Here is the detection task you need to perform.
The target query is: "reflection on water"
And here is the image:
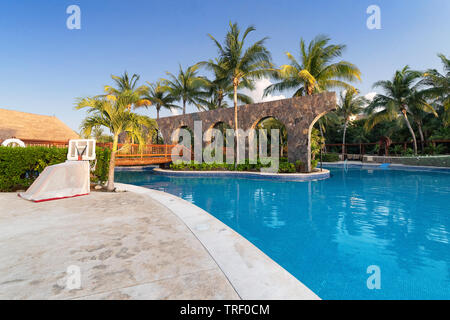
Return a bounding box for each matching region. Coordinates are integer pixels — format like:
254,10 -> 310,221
116,168 -> 450,299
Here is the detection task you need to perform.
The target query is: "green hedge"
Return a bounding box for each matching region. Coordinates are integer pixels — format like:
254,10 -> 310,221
0,146 -> 110,192
321,153 -> 340,162
170,157 -> 316,174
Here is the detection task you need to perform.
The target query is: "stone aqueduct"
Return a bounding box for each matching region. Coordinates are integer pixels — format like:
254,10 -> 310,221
156,92 -> 336,172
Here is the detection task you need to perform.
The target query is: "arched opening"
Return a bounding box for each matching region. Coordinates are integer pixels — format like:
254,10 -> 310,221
253,117 -> 288,158
307,111 -> 329,170
207,121 -> 233,146
173,125 -> 194,147
154,131 -> 164,144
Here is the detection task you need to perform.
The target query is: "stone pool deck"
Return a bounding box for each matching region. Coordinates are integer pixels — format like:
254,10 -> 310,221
0,187 -> 319,300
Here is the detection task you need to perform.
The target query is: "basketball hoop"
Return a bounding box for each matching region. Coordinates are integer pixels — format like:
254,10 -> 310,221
67,139 -> 96,161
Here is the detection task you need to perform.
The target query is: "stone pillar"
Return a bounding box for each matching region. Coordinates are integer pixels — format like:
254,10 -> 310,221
287,126 -> 311,172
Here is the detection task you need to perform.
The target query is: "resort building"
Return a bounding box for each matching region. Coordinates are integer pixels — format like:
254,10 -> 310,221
0,108 -> 79,145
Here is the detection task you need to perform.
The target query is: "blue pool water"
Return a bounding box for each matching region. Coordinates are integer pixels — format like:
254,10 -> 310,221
116,167 -> 450,299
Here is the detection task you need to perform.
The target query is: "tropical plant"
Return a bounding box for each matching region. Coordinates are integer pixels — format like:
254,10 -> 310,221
256,118 -> 287,157
143,81 -> 180,119
264,34 -> 361,97
103,71 -> 150,110
335,89 -> 367,155
365,66 -> 437,155
420,54 -> 450,126
202,59 -> 254,110
76,96 -> 156,191
163,64 -> 208,114
201,22 -> 273,163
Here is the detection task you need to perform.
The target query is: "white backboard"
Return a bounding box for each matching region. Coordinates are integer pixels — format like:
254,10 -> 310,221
67,139 -> 96,161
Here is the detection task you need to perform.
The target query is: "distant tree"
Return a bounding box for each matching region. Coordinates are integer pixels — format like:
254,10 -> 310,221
264,35 -> 361,97
143,81 -> 180,119
365,66 -> 437,155
421,54 -> 450,126
202,58 -> 253,110
163,64 -> 208,114
103,71 -> 150,110
201,22 -> 273,163
335,89 -> 367,155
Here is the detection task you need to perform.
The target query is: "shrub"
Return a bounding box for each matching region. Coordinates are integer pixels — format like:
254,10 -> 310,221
322,153 -> 340,162
311,159 -> 319,169
0,146 -> 110,192
278,162 -> 296,173
295,160 -> 304,172
424,144 -> 445,155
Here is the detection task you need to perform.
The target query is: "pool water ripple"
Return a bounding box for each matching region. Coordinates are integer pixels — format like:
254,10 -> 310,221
116,167 -> 450,299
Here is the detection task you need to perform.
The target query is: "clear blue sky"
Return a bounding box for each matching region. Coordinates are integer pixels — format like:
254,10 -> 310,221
0,0 -> 449,132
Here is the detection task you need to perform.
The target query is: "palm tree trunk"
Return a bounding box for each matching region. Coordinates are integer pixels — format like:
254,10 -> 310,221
233,80 -> 239,167
218,93 -> 223,109
417,122 -> 425,153
107,133 -> 119,191
401,110 -> 418,155
157,106 -> 160,120
183,99 -> 186,115
342,120 -> 348,157
319,122 -> 326,152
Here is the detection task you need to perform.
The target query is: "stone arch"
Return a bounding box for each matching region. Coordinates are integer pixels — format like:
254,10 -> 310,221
204,121 -> 233,145
156,92 -> 336,172
173,125 -> 194,145
252,116 -> 288,158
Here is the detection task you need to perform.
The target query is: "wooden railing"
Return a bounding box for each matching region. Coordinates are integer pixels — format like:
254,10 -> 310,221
325,139 -> 450,157
0,139 -> 189,166
97,142 -> 193,166
0,139 -> 70,148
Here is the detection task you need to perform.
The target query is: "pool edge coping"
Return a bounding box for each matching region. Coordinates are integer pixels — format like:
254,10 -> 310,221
152,168 -> 330,181
114,182 -> 321,300
322,161 -> 450,172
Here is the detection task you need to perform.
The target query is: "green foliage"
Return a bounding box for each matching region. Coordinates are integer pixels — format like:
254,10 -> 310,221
0,146 -> 110,192
92,147 -> 111,183
294,160 -> 304,172
310,128 -> 323,160
321,153 -> 339,162
170,158 -> 303,173
277,162 -> 295,173
390,145 -> 404,156
424,144 -> 445,155
264,34 -> 361,97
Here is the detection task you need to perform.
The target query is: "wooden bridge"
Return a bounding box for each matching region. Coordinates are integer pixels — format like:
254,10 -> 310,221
98,143 -> 187,166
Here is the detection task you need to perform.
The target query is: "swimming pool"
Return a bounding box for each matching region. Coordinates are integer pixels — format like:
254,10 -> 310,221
116,167 -> 450,299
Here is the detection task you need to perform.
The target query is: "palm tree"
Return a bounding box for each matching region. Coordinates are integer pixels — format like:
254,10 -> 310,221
103,71 -> 150,110
408,92 -> 436,152
365,66 -> 437,155
264,35 -> 361,97
201,22 -> 273,163
421,54 -> 450,126
336,89 -> 367,156
143,81 -> 180,120
202,59 -> 254,110
163,64 -> 208,114
315,112 -> 339,151
76,96 -> 156,191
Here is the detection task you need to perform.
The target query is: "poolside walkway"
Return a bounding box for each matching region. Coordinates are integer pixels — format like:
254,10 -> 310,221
0,188 -> 319,300
0,192 -> 239,299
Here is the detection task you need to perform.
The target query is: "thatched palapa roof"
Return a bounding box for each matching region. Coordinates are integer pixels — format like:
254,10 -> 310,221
0,108 -> 79,142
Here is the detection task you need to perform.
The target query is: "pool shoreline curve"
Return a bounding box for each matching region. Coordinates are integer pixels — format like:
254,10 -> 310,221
153,168 -> 331,181
114,182 -> 321,300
